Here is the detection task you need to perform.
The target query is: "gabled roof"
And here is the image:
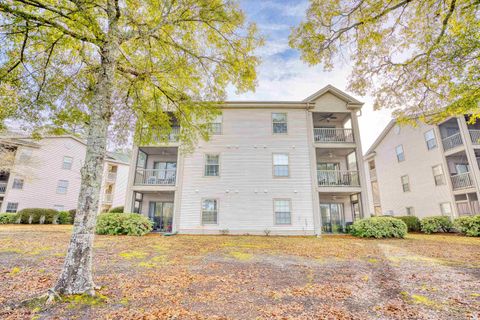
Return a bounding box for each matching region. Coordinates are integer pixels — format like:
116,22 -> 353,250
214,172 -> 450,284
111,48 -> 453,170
303,84 -> 364,106
364,119 -> 396,157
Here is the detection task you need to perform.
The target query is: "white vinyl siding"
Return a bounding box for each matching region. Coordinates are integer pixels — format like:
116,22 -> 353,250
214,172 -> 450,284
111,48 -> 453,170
56,180 -> 69,194
54,205 -> 65,211
201,199 -> 218,224
204,154 -> 220,176
273,153 -> 289,177
274,199 -> 291,225
272,113 -> 287,134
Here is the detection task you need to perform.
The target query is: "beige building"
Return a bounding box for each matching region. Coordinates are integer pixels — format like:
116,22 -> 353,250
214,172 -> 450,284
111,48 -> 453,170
125,85 -> 370,235
0,135 -> 130,213
365,116 -> 480,218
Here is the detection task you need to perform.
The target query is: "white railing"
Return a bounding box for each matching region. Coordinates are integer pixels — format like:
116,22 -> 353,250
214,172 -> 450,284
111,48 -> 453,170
450,172 -> 474,190
106,172 -> 117,181
103,193 -> 113,203
317,170 -> 360,187
313,128 -> 354,143
0,182 -> 6,194
442,132 -> 462,150
369,169 -> 377,180
469,129 -> 480,145
134,168 -> 176,185
153,126 -> 180,143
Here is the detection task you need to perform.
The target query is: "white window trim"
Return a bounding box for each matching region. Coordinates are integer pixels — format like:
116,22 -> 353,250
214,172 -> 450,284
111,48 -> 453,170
424,130 -> 437,150
395,145 -> 405,162
56,180 -> 69,194
201,198 -> 219,225
401,175 -> 410,192
272,153 -> 290,178
62,156 -> 73,170
440,202 -> 452,216
272,112 -> 288,135
273,198 -> 292,225
204,154 -> 220,177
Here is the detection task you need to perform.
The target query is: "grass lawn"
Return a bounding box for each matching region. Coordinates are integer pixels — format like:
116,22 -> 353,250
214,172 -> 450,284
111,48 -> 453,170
0,225 -> 479,319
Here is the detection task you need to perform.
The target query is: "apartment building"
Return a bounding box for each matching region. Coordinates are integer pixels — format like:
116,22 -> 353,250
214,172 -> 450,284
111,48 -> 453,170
0,135 -> 130,213
124,85 -> 369,235
365,116 -> 480,218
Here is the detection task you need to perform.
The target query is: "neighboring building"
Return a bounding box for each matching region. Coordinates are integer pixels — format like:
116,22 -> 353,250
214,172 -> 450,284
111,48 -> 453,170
124,85 -> 369,235
364,116 -> 480,218
0,135 -> 130,213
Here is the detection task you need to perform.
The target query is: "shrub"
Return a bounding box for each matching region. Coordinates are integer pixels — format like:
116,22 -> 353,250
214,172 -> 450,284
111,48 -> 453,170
350,217 -> 407,238
454,215 -> 480,237
57,211 -> 74,224
108,206 -> 124,213
96,213 -> 153,236
0,213 -> 18,224
396,216 -> 421,232
421,216 -> 453,234
16,208 -> 57,224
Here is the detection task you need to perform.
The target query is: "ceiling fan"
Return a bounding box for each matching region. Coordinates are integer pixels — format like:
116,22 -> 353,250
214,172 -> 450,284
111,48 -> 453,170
318,113 -> 337,122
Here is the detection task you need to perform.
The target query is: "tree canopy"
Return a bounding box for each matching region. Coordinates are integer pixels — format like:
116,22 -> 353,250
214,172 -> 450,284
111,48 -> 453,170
290,0 -> 480,123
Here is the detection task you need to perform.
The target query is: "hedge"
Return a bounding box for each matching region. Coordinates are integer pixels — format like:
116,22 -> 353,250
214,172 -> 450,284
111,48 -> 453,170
420,216 -> 453,234
108,206 -> 124,213
454,215 -> 480,237
16,208 -> 58,224
0,213 -> 18,224
350,217 -> 408,238
96,212 -> 153,236
395,216 -> 421,232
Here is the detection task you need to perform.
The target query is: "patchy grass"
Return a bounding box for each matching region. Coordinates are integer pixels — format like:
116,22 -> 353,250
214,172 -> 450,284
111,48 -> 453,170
0,225 -> 479,319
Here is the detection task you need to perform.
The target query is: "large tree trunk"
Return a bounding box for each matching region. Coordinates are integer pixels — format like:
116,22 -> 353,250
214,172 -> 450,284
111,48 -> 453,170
53,2 -> 119,295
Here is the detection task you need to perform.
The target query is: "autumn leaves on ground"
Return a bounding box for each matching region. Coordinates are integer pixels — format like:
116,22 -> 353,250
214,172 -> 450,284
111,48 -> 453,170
0,225 -> 479,319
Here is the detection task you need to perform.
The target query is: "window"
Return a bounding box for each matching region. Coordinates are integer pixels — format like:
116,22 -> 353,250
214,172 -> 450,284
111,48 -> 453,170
6,202 -> 18,213
440,202 -> 452,216
201,199 -> 218,224
401,175 -> 410,192
12,178 -> 24,189
273,154 -> 289,177
56,180 -> 69,194
432,165 -> 445,186
19,149 -> 32,162
406,207 -> 414,216
62,156 -> 73,169
395,145 -> 405,162
204,155 -> 220,176
272,113 -> 287,134
424,130 -> 437,150
274,199 -> 291,225
209,115 -> 222,135
54,205 -> 65,211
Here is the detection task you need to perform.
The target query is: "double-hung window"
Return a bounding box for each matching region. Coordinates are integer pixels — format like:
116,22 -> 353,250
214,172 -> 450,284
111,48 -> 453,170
401,175 -> 410,192
12,178 -> 24,189
273,154 -> 289,177
406,207 -> 415,216
6,202 -> 18,213
209,115 -> 222,135
424,130 -> 437,150
62,156 -> 73,169
274,199 -> 291,225
272,113 -> 287,134
202,199 -> 218,224
56,180 -> 69,194
395,145 -> 405,162
432,165 -> 445,186
204,155 -> 220,176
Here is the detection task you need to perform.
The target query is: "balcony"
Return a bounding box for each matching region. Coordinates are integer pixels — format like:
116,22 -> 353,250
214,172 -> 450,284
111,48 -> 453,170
470,130 -> 480,145
103,193 -> 113,203
317,170 -> 360,187
442,133 -> 463,151
153,126 -> 180,143
0,182 -> 6,194
314,128 -> 354,143
134,168 -> 176,186
450,172 -> 474,190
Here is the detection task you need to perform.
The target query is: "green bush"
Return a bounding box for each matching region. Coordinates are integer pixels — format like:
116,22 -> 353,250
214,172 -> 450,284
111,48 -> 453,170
454,215 -> 480,237
396,216 -> 421,232
350,217 -> 407,238
108,206 -> 124,213
96,213 -> 153,236
0,213 -> 18,224
420,216 -> 453,234
16,208 -> 57,224
57,211 -> 74,224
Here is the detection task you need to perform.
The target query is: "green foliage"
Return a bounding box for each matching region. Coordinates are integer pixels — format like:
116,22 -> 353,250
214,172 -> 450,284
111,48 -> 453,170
350,217 -> 407,239
57,211 -> 74,224
108,206 -> 124,213
290,1 -> 480,121
396,216 -> 421,232
16,208 -> 57,224
454,215 -> 480,237
96,213 -> 153,236
0,213 -> 18,224
421,216 -> 453,234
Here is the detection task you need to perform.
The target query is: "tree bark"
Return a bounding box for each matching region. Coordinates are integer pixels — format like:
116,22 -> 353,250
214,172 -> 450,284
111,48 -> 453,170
53,1 -> 119,296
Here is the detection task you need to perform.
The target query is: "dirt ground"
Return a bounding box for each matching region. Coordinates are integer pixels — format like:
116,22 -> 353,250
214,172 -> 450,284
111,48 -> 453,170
0,225 -> 479,319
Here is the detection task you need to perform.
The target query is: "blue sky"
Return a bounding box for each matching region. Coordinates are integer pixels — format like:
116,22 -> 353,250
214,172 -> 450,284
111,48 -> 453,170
227,0 -> 392,149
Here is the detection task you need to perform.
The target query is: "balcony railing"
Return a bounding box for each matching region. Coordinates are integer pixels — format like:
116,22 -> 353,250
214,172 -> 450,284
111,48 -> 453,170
313,128 -> 354,143
0,182 -> 6,194
469,129 -> 480,145
153,126 -> 180,143
318,170 -> 360,187
134,168 -> 176,186
450,172 -> 474,190
106,172 -> 117,181
442,132 -> 462,151
103,193 -> 113,203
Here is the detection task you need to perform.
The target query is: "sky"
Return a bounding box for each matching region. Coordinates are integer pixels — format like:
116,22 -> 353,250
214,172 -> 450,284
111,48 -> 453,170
226,0 -> 393,150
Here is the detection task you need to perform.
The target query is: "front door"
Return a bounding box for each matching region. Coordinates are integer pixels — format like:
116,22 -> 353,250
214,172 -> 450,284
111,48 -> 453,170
148,201 -> 174,232
320,203 -> 345,233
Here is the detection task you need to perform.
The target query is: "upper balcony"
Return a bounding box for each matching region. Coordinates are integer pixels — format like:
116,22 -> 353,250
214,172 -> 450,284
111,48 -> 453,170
315,148 -> 361,192
312,112 -> 355,146
446,151 -> 475,191
133,147 -> 178,189
466,116 -> 480,146
439,118 -> 463,151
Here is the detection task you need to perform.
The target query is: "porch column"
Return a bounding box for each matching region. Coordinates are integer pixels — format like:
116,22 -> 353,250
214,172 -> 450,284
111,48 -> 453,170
351,110 -> 370,218
125,145 -> 139,213
306,110 -> 321,235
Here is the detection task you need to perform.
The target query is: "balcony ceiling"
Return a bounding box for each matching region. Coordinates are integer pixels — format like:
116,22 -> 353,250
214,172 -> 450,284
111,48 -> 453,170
316,148 -> 355,157
140,146 -> 178,155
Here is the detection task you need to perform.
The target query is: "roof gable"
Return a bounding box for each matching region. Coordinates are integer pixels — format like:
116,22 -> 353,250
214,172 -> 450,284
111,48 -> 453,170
303,85 -> 363,107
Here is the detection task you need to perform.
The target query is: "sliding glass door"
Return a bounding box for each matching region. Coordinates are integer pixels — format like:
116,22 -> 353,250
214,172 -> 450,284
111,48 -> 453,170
148,201 -> 174,232
320,203 -> 345,233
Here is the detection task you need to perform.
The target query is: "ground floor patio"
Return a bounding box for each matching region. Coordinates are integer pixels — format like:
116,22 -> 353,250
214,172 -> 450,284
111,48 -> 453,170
1,225 -> 479,319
